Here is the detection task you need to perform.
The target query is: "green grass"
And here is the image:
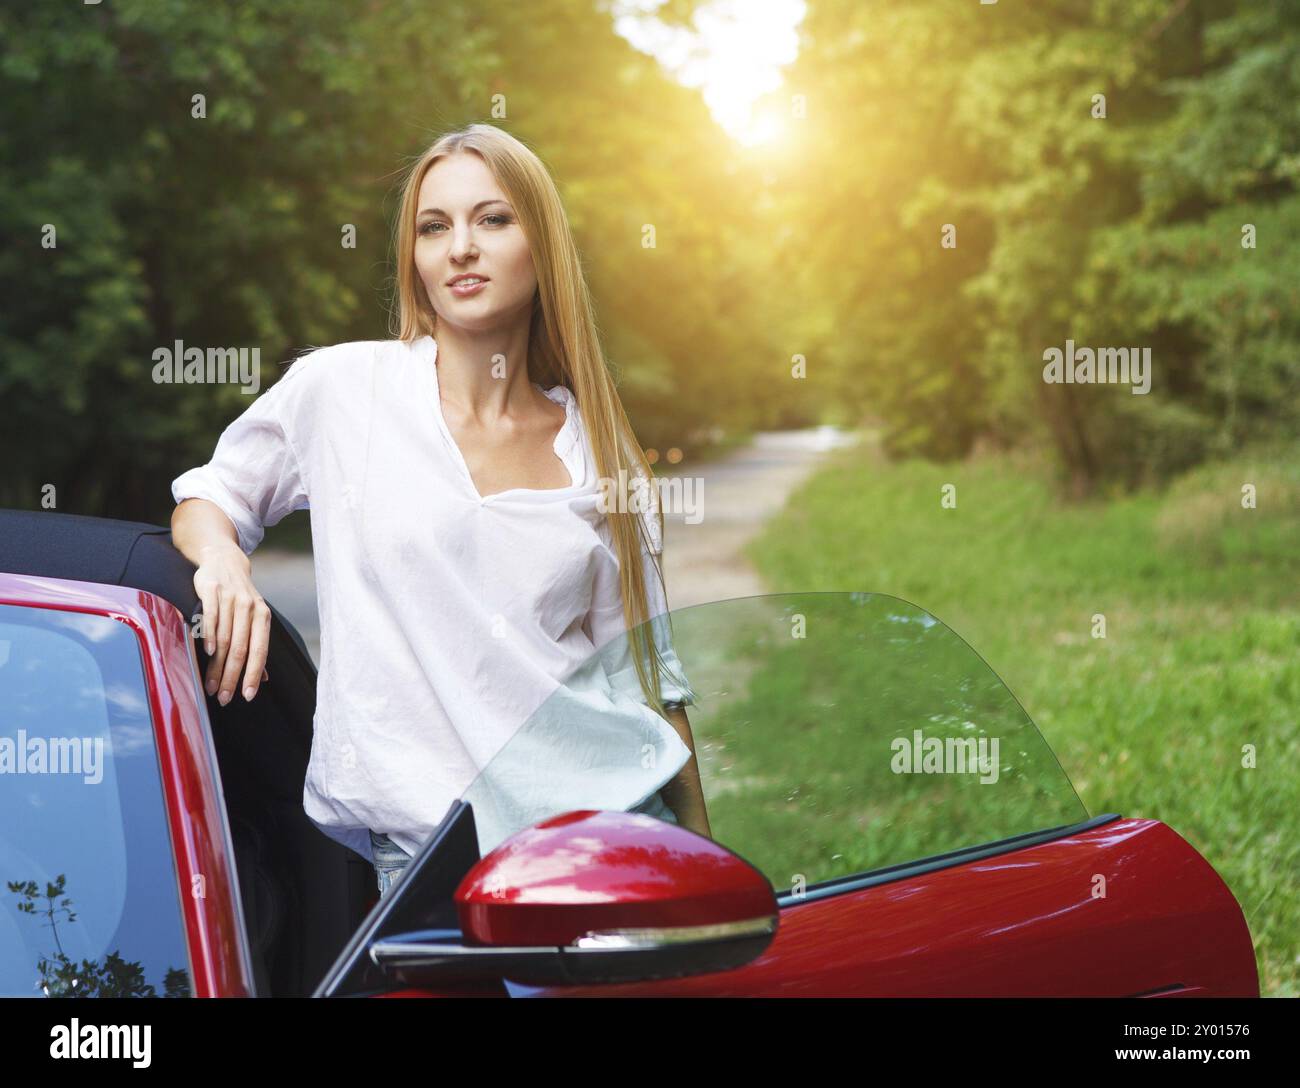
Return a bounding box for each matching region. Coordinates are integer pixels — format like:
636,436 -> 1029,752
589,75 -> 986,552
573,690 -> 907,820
744,435 -> 1300,996
665,592 -> 1093,893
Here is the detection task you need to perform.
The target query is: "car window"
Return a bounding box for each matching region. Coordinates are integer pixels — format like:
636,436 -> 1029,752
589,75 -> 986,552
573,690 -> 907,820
0,604 -> 192,997
458,592 -> 1089,895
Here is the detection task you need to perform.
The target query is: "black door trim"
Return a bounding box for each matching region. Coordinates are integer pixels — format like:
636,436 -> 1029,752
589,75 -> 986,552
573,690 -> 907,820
776,813 -> 1124,908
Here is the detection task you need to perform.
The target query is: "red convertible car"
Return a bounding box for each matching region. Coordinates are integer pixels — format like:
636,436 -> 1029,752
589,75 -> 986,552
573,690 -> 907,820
0,509 -> 1258,998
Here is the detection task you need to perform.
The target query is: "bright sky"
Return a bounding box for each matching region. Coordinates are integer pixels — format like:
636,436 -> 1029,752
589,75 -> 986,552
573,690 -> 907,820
611,0 -> 806,146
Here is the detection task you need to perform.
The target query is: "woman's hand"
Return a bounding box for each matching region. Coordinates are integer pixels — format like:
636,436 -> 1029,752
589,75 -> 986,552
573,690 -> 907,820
194,540 -> 272,705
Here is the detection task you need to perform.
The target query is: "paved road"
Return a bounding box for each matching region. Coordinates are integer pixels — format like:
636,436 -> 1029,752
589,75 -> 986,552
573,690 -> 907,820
655,425 -> 859,610
254,425 -> 860,664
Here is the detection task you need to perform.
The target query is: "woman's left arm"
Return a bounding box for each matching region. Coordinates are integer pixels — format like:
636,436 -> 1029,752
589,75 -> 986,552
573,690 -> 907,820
660,705 -> 712,839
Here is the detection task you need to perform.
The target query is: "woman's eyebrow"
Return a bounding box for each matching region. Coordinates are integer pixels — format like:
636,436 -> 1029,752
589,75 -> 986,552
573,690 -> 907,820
417,199 -> 511,217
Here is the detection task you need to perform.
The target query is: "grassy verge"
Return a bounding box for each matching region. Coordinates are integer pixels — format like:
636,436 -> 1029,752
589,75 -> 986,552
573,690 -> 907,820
746,435 -> 1300,996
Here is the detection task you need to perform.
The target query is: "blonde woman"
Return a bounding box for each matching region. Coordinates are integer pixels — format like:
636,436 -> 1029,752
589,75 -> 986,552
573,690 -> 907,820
170,124 -> 710,898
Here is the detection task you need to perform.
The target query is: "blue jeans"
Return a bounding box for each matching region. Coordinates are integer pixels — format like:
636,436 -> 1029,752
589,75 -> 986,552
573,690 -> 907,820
628,789 -> 679,825
370,829 -> 414,899
369,791 -> 678,898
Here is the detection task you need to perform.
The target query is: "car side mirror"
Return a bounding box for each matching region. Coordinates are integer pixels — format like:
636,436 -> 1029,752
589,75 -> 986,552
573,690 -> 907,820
368,809 -> 778,987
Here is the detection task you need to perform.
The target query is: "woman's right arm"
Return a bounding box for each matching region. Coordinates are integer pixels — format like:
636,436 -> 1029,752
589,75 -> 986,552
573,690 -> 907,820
171,497 -> 273,706
170,350 -> 318,706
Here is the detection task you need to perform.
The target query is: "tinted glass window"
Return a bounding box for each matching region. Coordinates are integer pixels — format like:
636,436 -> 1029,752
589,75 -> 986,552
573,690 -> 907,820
463,592 -> 1089,896
0,604 -> 191,997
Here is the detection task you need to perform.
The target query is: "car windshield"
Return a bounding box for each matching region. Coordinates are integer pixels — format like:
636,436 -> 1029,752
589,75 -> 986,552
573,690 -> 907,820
457,591 -> 1089,892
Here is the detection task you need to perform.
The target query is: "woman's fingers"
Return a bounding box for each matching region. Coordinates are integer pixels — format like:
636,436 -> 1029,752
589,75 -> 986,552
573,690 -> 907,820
193,552 -> 273,706
242,600 -> 272,700
218,594 -> 254,705
205,587 -> 232,697
211,586 -> 237,701
195,577 -> 219,658
195,569 -> 220,692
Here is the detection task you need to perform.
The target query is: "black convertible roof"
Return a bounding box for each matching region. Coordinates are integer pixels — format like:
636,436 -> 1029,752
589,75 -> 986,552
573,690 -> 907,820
0,507 -> 314,663
0,508 -> 201,619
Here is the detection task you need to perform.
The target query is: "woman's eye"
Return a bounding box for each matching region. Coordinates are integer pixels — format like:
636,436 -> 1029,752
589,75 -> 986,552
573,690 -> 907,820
418,214 -> 510,235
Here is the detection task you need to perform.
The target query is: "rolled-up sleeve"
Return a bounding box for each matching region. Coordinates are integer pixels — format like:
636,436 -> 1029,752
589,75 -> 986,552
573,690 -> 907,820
170,359 -> 312,556
584,502 -> 696,708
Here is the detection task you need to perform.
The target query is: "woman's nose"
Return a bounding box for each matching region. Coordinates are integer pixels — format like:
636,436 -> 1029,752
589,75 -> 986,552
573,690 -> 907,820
451,227 -> 478,261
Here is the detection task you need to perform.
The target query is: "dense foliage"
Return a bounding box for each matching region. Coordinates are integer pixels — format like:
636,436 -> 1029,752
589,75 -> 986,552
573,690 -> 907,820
1,0 -> 1293,515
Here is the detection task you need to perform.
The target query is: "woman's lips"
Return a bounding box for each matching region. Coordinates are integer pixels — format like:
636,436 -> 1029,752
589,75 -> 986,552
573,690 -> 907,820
449,278 -> 488,297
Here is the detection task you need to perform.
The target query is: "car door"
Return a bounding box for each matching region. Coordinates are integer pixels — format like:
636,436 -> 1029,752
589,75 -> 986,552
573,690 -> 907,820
357,591 -> 1256,998
553,592 -> 1257,996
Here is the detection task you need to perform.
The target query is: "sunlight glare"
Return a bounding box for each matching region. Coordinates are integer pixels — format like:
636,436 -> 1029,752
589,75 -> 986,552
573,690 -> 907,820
612,0 -> 805,147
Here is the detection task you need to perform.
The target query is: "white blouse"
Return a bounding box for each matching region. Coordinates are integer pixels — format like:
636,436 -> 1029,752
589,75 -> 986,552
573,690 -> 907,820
171,334 -> 694,862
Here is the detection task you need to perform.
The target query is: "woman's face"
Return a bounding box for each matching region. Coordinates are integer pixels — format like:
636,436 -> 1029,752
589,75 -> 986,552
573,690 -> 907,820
413,151 -> 538,332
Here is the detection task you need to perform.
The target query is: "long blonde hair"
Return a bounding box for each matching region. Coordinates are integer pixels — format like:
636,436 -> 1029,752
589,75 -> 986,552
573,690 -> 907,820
389,123 -> 684,717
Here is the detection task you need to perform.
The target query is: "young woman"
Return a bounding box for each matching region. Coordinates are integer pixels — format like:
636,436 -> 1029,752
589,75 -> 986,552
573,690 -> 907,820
170,124 -> 711,899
